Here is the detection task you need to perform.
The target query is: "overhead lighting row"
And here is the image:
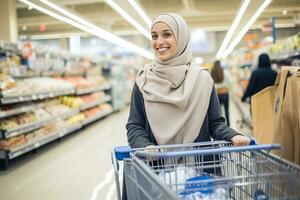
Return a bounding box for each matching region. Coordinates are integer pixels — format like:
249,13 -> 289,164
105,0 -> 151,40
19,0 -> 154,60
217,0 -> 273,59
216,0 -> 251,59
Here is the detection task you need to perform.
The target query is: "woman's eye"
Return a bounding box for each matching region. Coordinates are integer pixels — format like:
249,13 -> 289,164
163,33 -> 172,37
152,35 -> 158,40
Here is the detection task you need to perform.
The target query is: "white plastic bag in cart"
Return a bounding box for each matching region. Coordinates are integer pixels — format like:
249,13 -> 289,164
158,166 -> 230,199
158,166 -> 197,191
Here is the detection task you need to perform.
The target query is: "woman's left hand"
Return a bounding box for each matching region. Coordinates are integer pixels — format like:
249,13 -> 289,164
231,135 -> 250,146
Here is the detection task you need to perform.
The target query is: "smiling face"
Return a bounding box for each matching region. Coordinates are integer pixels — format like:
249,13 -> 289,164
151,22 -> 177,61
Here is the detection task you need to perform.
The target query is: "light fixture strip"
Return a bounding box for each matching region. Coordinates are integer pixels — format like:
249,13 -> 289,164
105,0 -> 151,40
128,0 -> 152,28
222,0 -> 272,59
216,0 -> 251,59
19,0 -> 154,59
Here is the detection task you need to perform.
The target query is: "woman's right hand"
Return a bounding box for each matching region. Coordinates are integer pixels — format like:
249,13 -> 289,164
145,145 -> 159,152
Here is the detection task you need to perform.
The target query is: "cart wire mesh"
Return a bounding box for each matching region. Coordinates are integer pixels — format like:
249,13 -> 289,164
113,141 -> 300,200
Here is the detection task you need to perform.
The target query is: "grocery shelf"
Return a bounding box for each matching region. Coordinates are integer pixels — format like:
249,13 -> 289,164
8,124 -> 82,159
1,88 -> 75,104
76,83 -> 111,95
0,105 -> 35,119
270,49 -> 300,61
0,116 -> 57,139
80,96 -> 112,111
0,109 -> 79,139
0,107 -> 112,169
81,108 -> 113,126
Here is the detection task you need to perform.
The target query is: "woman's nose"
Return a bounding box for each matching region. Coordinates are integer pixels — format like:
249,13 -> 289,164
156,36 -> 165,45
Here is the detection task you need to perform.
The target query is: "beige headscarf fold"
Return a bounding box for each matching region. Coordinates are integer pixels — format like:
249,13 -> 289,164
136,13 -> 213,145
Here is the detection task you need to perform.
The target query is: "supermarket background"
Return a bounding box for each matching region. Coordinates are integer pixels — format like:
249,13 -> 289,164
0,0 -> 299,199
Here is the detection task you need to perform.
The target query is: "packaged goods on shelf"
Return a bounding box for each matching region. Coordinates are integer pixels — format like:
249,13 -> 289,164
59,96 -> 84,109
83,107 -> 101,118
64,113 -> 86,125
1,77 -> 74,97
80,92 -> 105,103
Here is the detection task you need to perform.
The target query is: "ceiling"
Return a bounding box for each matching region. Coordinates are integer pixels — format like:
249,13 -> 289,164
16,0 -> 300,39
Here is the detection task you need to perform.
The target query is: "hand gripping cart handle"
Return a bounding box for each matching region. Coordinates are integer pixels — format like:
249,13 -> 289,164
112,139 -> 257,200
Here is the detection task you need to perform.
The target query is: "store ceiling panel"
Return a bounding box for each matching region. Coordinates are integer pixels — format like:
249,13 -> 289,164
17,0 -> 300,37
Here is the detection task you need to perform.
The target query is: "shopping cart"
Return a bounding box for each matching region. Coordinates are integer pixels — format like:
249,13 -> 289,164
112,140 -> 300,200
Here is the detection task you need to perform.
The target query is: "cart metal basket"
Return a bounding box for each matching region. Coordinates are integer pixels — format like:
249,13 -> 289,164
112,141 -> 300,200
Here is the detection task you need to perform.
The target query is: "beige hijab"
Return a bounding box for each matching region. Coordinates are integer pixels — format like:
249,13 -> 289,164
136,13 -> 213,145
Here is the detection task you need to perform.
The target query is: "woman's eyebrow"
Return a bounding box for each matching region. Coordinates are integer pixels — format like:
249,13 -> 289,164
151,29 -> 172,34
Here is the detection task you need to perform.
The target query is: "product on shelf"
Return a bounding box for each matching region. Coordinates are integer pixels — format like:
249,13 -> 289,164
43,99 -> 73,115
64,113 -> 86,125
1,77 -> 74,97
99,103 -> 113,111
80,92 -> 105,103
59,96 -> 84,108
83,107 -> 101,118
0,134 -> 26,150
58,76 -> 95,89
0,75 -> 17,92
0,112 -> 38,130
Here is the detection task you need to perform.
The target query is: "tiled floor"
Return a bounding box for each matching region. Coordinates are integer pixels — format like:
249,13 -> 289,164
0,99 -> 251,200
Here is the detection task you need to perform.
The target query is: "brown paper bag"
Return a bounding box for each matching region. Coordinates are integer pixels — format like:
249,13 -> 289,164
291,69 -> 300,165
251,86 -> 275,144
273,67 -> 299,164
251,66 -> 300,165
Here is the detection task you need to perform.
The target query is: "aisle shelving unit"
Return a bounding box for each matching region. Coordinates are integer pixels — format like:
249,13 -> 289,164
0,42 -> 116,170
0,83 -> 114,170
1,88 -> 75,104
0,108 -> 113,164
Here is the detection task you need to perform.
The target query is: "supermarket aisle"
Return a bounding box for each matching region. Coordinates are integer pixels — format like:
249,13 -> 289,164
0,108 -> 129,200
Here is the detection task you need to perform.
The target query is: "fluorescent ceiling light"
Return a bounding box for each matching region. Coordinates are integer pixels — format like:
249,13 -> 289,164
128,0 -> 152,28
105,0 -> 151,40
222,0 -> 272,59
216,0 -> 251,59
19,0 -> 153,59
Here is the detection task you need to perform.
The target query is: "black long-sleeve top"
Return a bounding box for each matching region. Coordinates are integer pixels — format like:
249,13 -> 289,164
242,68 -> 277,102
126,84 -> 240,148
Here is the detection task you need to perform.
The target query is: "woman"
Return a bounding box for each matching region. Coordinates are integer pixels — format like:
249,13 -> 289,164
241,53 -> 277,103
210,60 -> 231,126
124,13 -> 249,199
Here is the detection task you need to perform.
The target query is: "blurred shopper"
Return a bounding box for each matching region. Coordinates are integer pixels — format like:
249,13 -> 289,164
124,13 -> 250,199
241,53 -> 277,103
210,60 -> 231,126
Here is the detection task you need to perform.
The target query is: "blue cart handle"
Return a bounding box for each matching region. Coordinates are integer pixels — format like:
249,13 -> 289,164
114,138 -> 257,161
